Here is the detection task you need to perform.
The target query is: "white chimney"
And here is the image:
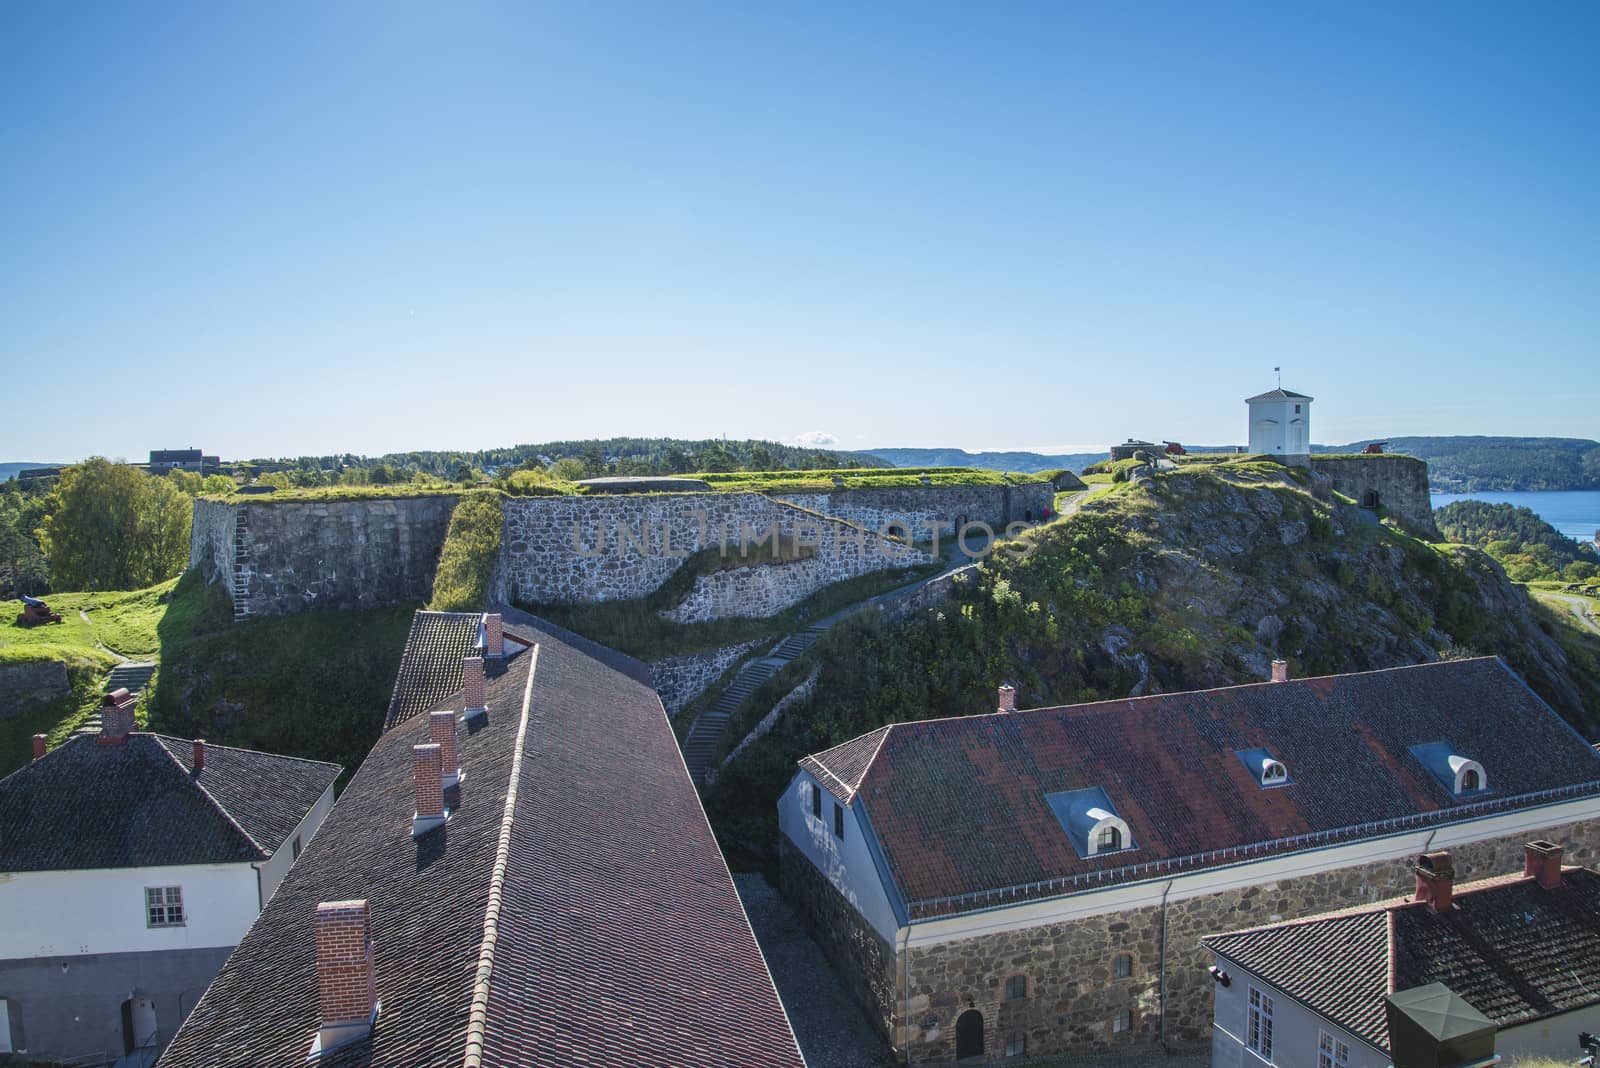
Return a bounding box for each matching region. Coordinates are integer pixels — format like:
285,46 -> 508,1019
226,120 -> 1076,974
312,899 -> 378,1057
1270,659 -> 1289,683
997,684 -> 1016,714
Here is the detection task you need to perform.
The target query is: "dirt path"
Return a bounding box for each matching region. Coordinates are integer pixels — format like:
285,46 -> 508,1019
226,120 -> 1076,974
1539,592 -> 1600,637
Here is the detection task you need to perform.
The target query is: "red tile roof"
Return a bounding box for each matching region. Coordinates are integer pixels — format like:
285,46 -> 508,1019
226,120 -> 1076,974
801,658 -> 1600,918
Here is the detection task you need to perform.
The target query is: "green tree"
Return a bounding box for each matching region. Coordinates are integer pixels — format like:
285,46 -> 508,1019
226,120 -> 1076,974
549,457 -> 588,482
40,459 -> 193,590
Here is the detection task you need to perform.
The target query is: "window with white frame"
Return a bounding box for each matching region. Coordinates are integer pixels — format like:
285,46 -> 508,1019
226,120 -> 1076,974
145,886 -> 185,927
1317,1031 -> 1349,1068
1112,1010 -> 1132,1034
1248,987 -> 1274,1060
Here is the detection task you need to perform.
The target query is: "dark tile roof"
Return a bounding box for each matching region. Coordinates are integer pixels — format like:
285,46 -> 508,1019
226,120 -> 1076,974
1205,869 -> 1600,1049
161,617 -> 804,1068
154,736 -> 339,857
1246,388 -> 1314,402
1205,911 -> 1390,1046
0,734 -> 339,872
801,658 -> 1600,918
383,610 -> 483,729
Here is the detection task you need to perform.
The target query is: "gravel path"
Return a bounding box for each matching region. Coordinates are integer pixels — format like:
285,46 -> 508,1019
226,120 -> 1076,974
1542,591 -> 1600,637
735,873 -> 896,1068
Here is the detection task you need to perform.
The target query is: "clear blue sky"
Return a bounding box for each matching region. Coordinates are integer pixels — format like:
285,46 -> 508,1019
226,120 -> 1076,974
2,1 -> 1595,462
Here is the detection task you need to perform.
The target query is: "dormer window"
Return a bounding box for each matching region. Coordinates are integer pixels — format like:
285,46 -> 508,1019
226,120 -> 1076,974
1236,748 -> 1292,788
1408,742 -> 1488,797
1046,788 -> 1136,859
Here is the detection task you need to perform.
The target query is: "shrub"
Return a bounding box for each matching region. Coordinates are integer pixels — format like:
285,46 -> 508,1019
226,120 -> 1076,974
428,492 -> 504,612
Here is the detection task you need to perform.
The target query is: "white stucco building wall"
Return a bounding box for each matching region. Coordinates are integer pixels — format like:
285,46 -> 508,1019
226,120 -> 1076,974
1209,958 -> 1387,1068
1247,391 -> 1313,459
0,864 -> 262,959
779,770 -> 903,941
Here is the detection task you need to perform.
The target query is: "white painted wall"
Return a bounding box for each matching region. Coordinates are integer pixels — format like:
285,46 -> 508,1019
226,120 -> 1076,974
1248,397 -> 1311,457
902,793 -> 1600,948
0,863 -> 260,959
779,770 -> 901,942
255,781 -> 336,906
1215,960 -> 1600,1066
1210,960 -> 1386,1068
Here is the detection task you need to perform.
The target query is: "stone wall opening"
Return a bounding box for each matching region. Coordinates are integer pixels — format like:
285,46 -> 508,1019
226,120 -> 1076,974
1362,489 -> 1381,509
955,1009 -> 984,1059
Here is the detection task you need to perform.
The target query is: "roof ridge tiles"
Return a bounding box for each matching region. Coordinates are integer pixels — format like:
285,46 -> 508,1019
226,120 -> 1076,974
147,734 -> 270,860
153,733 -> 342,770
463,642 -> 539,1068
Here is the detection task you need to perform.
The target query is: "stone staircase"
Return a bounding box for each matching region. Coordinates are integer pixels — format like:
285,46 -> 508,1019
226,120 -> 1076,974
231,508 -> 252,622
106,661 -> 157,694
77,661 -> 156,735
680,623 -> 830,784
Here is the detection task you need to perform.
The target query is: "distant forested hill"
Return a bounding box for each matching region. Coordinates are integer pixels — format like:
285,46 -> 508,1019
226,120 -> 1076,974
1435,500 -> 1599,582
367,438 -> 886,477
1327,437 -> 1600,491
870,447 -> 1104,473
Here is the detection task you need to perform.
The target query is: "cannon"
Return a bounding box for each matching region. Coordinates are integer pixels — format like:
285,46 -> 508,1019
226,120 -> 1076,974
1362,442 -> 1389,455
16,595 -> 63,627
1163,441 -> 1187,456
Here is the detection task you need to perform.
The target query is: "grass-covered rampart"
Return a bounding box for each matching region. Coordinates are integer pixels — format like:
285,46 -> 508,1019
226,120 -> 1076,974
428,492 -> 505,612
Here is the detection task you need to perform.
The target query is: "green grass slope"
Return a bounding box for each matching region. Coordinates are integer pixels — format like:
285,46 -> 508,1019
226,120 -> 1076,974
147,574 -> 414,778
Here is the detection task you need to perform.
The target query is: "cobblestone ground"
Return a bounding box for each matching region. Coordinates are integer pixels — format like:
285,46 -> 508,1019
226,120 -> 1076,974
735,873 -> 898,1068
736,875 -> 1216,1068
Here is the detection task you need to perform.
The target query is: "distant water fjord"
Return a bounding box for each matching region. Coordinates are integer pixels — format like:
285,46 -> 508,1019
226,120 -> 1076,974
1430,490 -> 1600,545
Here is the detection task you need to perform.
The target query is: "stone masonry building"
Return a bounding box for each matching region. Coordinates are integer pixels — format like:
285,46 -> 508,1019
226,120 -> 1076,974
779,657 -> 1600,1063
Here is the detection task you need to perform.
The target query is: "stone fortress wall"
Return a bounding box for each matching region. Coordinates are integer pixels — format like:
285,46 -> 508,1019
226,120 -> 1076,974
188,495 -> 460,616
784,815 -> 1600,1063
1308,455 -> 1438,538
774,483 -> 1057,545
492,492 -> 931,610
188,481 -> 1053,623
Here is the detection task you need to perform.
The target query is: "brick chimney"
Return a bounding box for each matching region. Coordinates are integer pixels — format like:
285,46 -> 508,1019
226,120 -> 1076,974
98,689 -> 137,745
462,656 -> 486,721
1270,660 -> 1290,683
997,684 -> 1016,714
412,743 -> 448,837
1524,839 -> 1564,890
313,900 -> 378,1056
32,734 -> 47,761
192,738 -> 206,771
429,710 -> 461,788
1413,851 -> 1455,912
483,613 -> 505,659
